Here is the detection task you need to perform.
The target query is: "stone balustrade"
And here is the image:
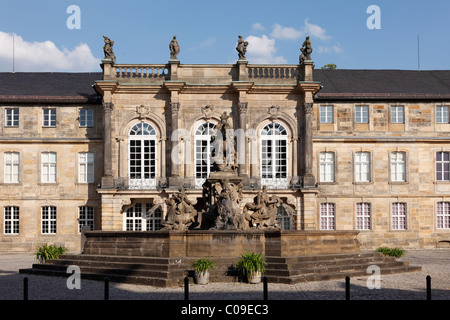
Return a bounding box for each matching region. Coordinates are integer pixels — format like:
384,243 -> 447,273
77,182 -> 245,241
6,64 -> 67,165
247,65 -> 299,80
114,64 -> 169,81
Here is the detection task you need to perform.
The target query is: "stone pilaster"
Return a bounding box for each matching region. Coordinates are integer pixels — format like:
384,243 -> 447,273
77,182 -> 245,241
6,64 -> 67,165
101,102 -> 114,188
169,102 -> 182,186
303,102 -> 315,187
237,102 -> 248,179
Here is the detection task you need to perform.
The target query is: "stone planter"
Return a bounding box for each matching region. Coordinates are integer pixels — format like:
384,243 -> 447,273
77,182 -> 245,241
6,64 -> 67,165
248,271 -> 262,284
195,270 -> 210,285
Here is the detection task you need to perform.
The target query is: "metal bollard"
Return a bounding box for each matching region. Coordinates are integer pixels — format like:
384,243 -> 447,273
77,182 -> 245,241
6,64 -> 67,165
184,277 -> 189,300
426,275 -> 431,300
104,277 -> 109,300
23,277 -> 28,301
263,276 -> 268,300
345,276 -> 350,300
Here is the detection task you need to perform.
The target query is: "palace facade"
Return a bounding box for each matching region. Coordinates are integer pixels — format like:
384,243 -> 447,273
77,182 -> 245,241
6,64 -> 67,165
1,39 -> 450,252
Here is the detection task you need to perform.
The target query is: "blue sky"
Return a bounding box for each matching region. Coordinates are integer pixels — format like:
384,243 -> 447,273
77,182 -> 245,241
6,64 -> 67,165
0,0 -> 449,72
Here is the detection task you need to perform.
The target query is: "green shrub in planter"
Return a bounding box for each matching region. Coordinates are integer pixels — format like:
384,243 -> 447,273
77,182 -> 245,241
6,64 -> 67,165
376,247 -> 406,258
35,244 -> 67,263
190,258 -> 215,285
236,252 -> 267,283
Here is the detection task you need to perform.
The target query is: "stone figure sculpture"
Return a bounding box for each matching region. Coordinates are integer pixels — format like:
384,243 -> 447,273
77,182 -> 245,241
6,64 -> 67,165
169,36 -> 180,60
243,186 -> 282,229
213,179 -> 244,230
210,112 -> 237,172
161,186 -> 197,231
299,36 -> 312,64
103,35 -> 116,63
236,35 -> 248,60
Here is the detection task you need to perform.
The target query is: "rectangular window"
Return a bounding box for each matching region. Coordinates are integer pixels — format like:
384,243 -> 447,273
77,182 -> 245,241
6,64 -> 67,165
355,106 -> 369,123
355,152 -> 371,182
356,203 -> 371,230
4,206 -> 19,234
5,108 -> 19,127
320,105 -> 333,123
41,152 -> 57,183
126,203 -> 142,231
79,109 -> 94,127
146,203 -> 162,231
41,206 -> 56,234
42,109 -> 56,127
78,152 -> 94,183
320,203 -> 335,230
436,106 -> 449,124
4,152 -> 19,183
436,152 -> 450,181
392,203 -> 407,230
391,106 -> 404,124
390,152 -> 406,182
437,202 -> 450,229
319,152 -> 334,182
78,206 -> 94,233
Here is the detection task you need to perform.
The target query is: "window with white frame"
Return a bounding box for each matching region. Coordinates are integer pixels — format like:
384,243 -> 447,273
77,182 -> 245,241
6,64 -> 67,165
356,203 -> 371,230
5,108 -> 19,127
320,105 -> 333,123
436,151 -> 450,181
4,152 -> 19,183
390,152 -> 406,182
355,152 -> 371,182
392,202 -> 407,230
355,106 -> 369,123
320,203 -> 335,230
41,206 -> 56,234
436,106 -> 449,124
79,152 -> 94,183
41,152 -> 57,183
277,206 -> 292,230
4,206 -> 19,234
129,122 -> 157,189
319,152 -> 334,182
42,109 -> 56,127
194,122 -> 216,188
260,122 -> 288,188
125,202 -> 162,231
146,204 -> 162,231
78,206 -> 94,233
391,106 -> 404,123
79,109 -> 94,127
437,202 -> 450,229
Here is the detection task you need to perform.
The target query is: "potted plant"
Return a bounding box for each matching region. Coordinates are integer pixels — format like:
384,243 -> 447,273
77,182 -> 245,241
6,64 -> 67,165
236,252 -> 267,284
35,244 -> 67,263
190,258 -> 215,285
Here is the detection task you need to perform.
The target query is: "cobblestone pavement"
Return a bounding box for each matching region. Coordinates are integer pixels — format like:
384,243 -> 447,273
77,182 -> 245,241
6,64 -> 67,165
0,249 -> 449,301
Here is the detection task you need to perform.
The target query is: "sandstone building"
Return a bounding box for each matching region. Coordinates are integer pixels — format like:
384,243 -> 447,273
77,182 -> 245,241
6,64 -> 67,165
1,38 -> 450,252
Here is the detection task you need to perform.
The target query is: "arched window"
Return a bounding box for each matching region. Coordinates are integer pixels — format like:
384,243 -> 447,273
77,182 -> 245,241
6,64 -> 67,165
128,122 -> 157,189
260,122 -> 288,188
194,122 -> 216,188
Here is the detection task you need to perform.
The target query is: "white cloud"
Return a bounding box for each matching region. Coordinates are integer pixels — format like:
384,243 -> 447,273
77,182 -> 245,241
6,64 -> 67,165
245,35 -> 287,64
303,19 -> 330,41
200,37 -> 217,47
270,23 -> 302,40
317,45 -> 344,55
0,31 -> 101,72
251,23 -> 265,31
269,20 -> 331,41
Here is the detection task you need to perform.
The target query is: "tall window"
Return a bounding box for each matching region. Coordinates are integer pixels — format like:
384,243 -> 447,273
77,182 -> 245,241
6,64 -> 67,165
390,152 -> 406,182
42,109 -> 56,127
355,152 -> 370,182
4,152 -> 19,183
320,105 -> 333,123
194,122 -> 216,188
5,108 -> 19,127
437,202 -> 450,229
436,152 -> 450,181
41,206 -> 57,234
436,106 -> 449,124
355,106 -> 369,123
4,206 -> 19,234
125,203 -> 162,231
78,206 -> 94,233
277,206 -> 292,230
392,203 -> 407,230
129,122 -> 157,189
260,122 -> 288,188
79,152 -> 94,183
320,203 -> 335,230
79,109 -> 94,127
41,152 -> 57,183
319,152 -> 334,182
356,203 -> 371,230
391,106 -> 404,123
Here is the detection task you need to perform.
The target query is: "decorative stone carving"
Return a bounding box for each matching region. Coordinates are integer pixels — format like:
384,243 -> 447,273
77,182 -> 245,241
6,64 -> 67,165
136,105 -> 150,119
201,105 -> 215,119
161,186 -> 197,231
169,36 -> 180,60
102,102 -> 114,114
238,102 -> 248,114
210,112 -> 237,172
236,35 -> 248,60
303,102 -> 313,115
213,179 -> 245,230
103,36 -> 116,63
299,36 -> 312,64
268,105 -> 280,119
169,102 -> 180,114
243,185 -> 282,229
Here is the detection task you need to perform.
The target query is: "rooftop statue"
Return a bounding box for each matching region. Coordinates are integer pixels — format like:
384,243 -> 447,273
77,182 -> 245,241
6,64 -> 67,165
236,35 -> 248,60
169,36 -> 180,60
299,36 -> 313,64
103,35 -> 116,63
